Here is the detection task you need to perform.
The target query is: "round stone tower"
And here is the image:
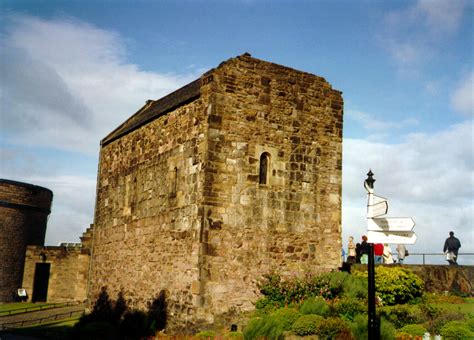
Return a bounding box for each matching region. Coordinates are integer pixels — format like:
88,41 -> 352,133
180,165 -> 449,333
0,179 -> 53,302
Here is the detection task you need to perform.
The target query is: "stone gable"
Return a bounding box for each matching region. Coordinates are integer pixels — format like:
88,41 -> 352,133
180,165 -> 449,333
88,54 -> 343,331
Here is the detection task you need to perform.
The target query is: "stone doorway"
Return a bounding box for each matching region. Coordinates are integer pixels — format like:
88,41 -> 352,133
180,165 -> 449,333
32,263 -> 50,302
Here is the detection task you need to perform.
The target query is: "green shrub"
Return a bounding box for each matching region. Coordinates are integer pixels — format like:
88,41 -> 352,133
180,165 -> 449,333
380,304 -> 425,329
119,310 -> 148,339
270,308 -> 301,331
299,296 -> 330,316
196,330 -> 216,338
254,297 -> 282,315
257,271 -> 368,307
226,331 -> 244,339
291,314 -> 324,336
398,324 -> 427,336
355,267 -> 424,305
74,321 -> 117,340
440,320 -> 474,339
334,297 -> 366,321
350,315 -> 396,340
428,311 -> 465,335
467,317 -> 474,331
243,308 -> 300,340
379,319 -> 396,340
243,316 -> 284,340
317,317 -> 351,338
350,314 -> 368,339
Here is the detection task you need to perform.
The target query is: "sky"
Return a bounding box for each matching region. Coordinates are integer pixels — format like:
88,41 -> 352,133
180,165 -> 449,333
0,0 -> 472,265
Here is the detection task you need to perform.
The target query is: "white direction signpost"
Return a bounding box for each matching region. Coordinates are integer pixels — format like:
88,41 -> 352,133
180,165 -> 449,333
367,230 -> 418,244
367,201 -> 388,218
364,170 -> 417,245
367,217 -> 415,232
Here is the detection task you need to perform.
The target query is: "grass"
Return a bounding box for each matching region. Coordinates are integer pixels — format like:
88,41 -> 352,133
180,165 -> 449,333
423,294 -> 474,315
0,302 -> 55,315
1,316 -> 80,339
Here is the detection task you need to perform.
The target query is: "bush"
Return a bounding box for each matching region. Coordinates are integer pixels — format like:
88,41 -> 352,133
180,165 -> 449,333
254,297 -> 282,314
467,317 -> 474,331
355,267 -> 424,305
334,297 -> 366,321
257,271 -> 368,307
350,314 -> 368,339
398,324 -> 427,337
350,315 -> 396,340
74,321 -> 117,340
299,296 -> 330,316
317,317 -> 351,339
379,319 -> 396,340
243,308 -> 300,340
226,331 -> 244,339
427,311 -> 465,335
243,316 -> 284,340
291,314 -> 324,336
440,320 -> 474,339
196,330 -> 216,338
270,308 -> 301,331
380,304 -> 425,329
119,310 -> 148,339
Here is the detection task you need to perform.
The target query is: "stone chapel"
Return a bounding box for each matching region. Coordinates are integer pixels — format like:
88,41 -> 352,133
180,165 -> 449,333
88,53 -> 343,331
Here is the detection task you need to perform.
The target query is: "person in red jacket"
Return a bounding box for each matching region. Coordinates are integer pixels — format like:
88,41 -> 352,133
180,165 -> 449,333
374,243 -> 384,264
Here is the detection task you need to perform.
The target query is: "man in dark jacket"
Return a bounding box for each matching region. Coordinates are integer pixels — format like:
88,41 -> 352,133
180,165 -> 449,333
443,231 -> 461,265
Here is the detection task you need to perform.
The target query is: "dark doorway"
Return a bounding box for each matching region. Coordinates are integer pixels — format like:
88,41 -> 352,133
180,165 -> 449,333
32,263 -> 50,302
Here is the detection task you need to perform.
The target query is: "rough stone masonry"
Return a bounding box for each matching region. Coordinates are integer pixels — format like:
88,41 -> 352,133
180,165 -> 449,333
88,54 -> 344,331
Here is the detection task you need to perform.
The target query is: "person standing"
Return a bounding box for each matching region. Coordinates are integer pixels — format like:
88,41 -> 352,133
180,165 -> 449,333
443,231 -> 461,265
396,244 -> 406,264
360,235 -> 370,264
374,243 -> 384,264
382,244 -> 394,264
347,236 -> 357,264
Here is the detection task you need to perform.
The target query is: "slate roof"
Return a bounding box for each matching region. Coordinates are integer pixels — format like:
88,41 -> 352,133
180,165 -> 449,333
101,78 -> 201,146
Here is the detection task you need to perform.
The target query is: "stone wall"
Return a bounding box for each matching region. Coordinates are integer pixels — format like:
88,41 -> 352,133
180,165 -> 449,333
408,265 -> 473,296
89,80 -> 210,328
198,56 -> 343,320
22,243 -> 91,302
89,54 -> 343,331
0,179 -> 52,302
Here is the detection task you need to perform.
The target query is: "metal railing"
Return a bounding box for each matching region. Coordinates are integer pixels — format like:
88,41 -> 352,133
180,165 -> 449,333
407,252 -> 474,265
0,309 -> 84,330
0,301 -> 81,317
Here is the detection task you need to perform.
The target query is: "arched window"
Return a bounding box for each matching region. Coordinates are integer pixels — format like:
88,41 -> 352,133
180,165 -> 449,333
259,153 -> 270,185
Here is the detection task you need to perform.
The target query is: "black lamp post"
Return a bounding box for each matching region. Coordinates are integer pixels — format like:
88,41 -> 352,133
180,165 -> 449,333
365,169 -> 379,339
365,169 -> 375,189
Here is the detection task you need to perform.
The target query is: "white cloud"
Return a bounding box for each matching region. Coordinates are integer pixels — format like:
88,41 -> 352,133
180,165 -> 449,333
380,0 -> 467,71
342,120 -> 473,263
0,14 -> 201,243
451,72 -> 473,116
415,0 -> 466,34
346,110 -> 419,141
0,15 -> 199,154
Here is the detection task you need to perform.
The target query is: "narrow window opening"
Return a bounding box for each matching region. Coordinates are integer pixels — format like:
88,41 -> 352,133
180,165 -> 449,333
173,167 -> 178,194
259,153 -> 270,185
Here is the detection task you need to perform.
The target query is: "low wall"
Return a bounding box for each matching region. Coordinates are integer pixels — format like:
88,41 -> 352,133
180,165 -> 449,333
22,245 -> 90,302
352,264 -> 473,296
